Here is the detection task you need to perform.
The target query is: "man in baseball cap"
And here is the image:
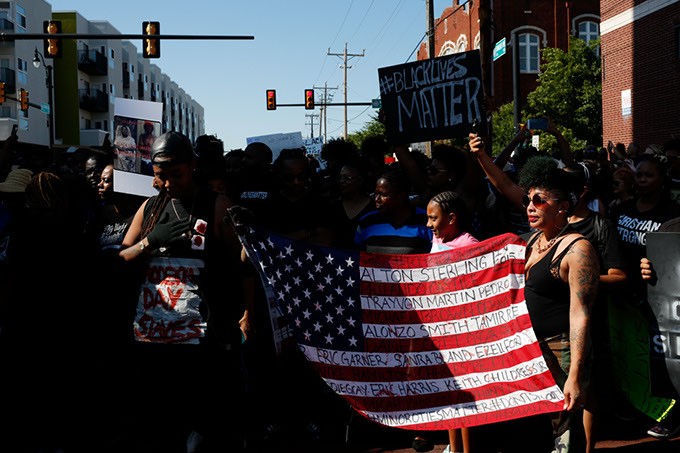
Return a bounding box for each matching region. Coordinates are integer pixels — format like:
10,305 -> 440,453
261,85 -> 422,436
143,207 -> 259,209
150,131 -> 197,168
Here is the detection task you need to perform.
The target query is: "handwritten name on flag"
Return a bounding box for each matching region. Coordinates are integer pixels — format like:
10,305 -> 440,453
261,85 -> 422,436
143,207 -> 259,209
242,230 -> 564,430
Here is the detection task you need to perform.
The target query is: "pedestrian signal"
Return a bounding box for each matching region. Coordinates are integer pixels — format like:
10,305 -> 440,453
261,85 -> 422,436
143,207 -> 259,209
142,21 -> 161,58
0,82 -> 5,104
19,89 -> 28,111
304,89 -> 315,110
43,21 -> 62,58
266,89 -> 277,111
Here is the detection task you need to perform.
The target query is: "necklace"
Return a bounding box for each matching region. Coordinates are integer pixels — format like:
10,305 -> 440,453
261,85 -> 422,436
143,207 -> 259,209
536,232 -> 558,254
170,192 -> 197,222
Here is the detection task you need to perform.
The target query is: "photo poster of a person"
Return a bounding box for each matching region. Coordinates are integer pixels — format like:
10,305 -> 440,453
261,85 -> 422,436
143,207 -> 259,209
137,120 -> 160,176
113,116 -> 140,173
112,97 -> 164,198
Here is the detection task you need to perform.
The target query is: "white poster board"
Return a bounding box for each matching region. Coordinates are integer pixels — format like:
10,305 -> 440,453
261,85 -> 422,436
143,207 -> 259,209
113,97 -> 163,198
246,131 -> 303,162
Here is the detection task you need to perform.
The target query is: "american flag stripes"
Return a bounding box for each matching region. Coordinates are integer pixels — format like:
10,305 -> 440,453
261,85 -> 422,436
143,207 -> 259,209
242,229 -> 564,430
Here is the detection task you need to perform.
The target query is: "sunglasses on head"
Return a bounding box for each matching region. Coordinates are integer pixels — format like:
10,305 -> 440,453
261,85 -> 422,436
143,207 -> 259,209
522,193 -> 559,208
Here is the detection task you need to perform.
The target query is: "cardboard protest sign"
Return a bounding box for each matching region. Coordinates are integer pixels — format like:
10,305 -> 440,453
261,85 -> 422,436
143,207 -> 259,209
246,131 -> 304,162
378,50 -> 487,144
646,232 -> 680,399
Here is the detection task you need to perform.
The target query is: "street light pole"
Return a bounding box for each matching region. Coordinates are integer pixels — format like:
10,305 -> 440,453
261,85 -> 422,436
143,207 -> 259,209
32,48 -> 55,154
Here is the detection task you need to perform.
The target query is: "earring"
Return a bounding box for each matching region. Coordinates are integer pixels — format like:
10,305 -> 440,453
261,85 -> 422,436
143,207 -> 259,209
554,210 -> 569,229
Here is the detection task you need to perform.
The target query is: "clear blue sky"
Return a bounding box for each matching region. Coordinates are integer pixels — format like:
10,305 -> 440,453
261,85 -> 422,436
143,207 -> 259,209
48,1 -> 450,151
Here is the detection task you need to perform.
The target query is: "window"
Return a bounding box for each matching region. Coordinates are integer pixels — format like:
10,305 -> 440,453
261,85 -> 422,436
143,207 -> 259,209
578,20 -> 600,55
578,21 -> 599,45
16,57 -> 27,84
519,33 -> 540,73
15,4 -> 25,31
676,26 -> 680,58
85,118 -> 91,129
0,105 -> 11,118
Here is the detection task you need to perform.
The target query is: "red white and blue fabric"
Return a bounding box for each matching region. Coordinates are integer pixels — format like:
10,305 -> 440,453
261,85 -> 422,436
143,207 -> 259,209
242,229 -> 564,430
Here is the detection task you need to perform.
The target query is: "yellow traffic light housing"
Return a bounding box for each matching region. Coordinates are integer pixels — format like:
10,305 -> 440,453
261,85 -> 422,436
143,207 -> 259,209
19,89 -> 28,111
43,20 -> 62,58
0,82 -> 5,104
142,21 -> 161,58
305,89 -> 315,110
266,89 -> 277,111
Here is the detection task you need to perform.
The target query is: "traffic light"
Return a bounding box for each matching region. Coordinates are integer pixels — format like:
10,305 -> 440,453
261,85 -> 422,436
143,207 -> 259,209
43,20 -> 62,58
266,89 -> 277,111
0,82 -> 5,104
19,89 -> 28,111
304,89 -> 315,110
142,21 -> 161,58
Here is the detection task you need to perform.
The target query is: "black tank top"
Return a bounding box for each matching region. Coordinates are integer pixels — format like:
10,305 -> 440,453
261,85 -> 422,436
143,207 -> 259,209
524,235 -> 588,339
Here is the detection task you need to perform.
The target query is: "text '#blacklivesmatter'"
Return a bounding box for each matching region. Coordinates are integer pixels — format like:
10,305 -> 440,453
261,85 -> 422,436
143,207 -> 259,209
243,230 -> 564,430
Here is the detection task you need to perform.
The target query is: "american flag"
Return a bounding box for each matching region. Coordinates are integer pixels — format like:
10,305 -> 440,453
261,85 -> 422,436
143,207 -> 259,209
241,229 -> 564,430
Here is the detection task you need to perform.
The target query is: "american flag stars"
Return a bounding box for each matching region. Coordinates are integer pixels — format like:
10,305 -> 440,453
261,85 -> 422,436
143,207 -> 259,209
252,234 -> 363,351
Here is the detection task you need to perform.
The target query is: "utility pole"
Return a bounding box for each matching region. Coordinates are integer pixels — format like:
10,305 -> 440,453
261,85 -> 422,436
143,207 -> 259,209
478,0 -> 492,147
426,0 -> 435,58
327,43 -> 364,139
426,0 -> 435,154
305,113 -> 319,139
313,82 -> 338,142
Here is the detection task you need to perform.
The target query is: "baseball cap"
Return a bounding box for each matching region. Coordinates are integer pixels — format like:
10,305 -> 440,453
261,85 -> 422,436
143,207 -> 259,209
151,131 -> 196,167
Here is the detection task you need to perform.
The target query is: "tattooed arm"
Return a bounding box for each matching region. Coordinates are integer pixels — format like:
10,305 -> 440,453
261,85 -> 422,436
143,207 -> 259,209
562,238 -> 599,411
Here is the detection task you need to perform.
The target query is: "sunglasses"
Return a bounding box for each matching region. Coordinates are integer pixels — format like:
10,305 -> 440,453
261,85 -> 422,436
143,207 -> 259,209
522,193 -> 559,208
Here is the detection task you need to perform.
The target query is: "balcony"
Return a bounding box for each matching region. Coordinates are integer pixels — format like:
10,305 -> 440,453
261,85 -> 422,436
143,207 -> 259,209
122,68 -> 130,89
79,88 -> 109,113
0,18 -> 14,31
0,67 -> 16,94
78,49 -> 108,76
137,79 -> 145,100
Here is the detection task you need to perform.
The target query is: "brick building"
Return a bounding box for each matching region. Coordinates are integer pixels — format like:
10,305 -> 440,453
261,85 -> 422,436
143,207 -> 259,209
600,0 -> 680,148
417,1 -> 600,123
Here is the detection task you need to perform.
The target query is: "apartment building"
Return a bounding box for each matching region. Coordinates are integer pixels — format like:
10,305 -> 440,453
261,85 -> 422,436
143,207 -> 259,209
0,0 -> 52,144
0,0 -> 204,149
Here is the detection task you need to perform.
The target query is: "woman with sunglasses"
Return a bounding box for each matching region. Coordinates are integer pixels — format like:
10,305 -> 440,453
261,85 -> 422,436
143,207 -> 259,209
469,134 -> 600,453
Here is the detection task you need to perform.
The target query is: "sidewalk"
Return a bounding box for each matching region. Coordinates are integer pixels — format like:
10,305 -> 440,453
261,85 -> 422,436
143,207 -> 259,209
246,412 -> 680,452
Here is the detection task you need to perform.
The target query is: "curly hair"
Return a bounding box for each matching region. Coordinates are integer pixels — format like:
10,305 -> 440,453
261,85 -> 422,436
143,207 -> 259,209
519,156 -> 577,211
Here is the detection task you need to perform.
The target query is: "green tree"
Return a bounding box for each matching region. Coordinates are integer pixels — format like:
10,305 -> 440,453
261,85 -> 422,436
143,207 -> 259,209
347,113 -> 386,149
491,102 -> 516,156
525,37 -> 602,149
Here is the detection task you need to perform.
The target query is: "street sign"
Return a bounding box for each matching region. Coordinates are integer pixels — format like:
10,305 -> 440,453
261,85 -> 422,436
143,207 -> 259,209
40,102 -> 50,114
371,98 -> 381,109
493,37 -> 506,61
